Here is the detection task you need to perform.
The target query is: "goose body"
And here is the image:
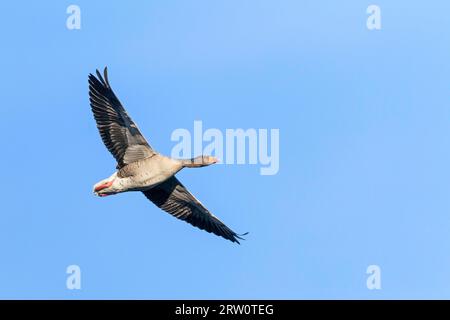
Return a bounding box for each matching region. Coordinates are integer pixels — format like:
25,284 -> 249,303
95,155 -> 183,195
89,68 -> 245,243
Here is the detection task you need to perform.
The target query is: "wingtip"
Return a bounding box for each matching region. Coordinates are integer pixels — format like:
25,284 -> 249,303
103,66 -> 110,87
92,67 -> 111,88
232,231 -> 249,244
94,69 -> 101,83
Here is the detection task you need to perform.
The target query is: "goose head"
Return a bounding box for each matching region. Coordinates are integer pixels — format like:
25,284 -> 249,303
181,155 -> 220,168
93,173 -> 118,197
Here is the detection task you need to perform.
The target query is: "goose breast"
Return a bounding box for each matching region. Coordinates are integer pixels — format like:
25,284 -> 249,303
117,155 -> 182,191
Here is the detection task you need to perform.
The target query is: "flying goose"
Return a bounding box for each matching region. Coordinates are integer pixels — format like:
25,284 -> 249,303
88,67 -> 246,243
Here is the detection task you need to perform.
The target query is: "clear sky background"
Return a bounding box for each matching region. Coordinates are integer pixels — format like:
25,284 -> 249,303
1,1 -> 450,299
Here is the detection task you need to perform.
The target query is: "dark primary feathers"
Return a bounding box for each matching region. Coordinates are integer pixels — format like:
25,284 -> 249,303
143,177 -> 247,244
88,67 -> 155,168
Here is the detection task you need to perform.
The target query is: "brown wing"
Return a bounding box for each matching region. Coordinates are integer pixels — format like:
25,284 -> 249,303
143,177 -> 247,244
88,67 -> 156,168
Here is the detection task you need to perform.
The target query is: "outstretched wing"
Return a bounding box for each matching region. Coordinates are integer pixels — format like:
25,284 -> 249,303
88,67 -> 156,168
143,177 -> 247,244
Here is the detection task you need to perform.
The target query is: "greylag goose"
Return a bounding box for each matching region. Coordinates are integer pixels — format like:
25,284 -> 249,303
88,67 -> 246,244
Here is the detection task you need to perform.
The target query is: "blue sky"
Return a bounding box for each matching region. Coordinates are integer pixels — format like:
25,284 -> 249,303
1,1 -> 450,299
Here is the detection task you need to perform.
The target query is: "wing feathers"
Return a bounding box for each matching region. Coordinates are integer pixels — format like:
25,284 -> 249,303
143,177 -> 247,244
88,67 -> 155,168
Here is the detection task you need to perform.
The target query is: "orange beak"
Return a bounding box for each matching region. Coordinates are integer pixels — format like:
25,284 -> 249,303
94,180 -> 113,192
